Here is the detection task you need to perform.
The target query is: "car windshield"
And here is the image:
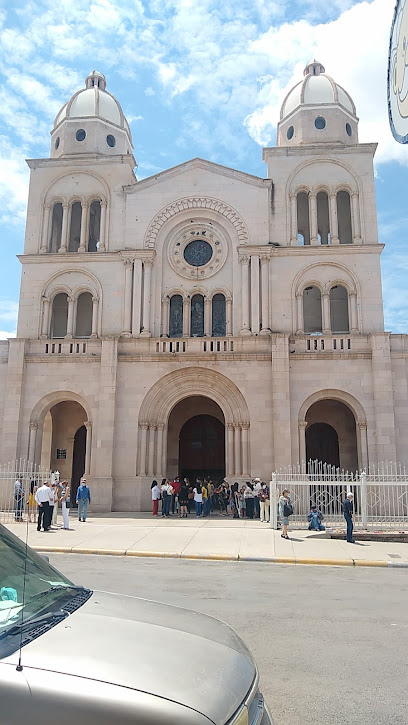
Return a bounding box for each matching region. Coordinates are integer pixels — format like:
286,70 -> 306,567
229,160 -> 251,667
0,524 -> 84,642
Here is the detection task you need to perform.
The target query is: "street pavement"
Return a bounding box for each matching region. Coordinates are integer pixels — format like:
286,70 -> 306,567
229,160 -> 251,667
4,511 -> 408,567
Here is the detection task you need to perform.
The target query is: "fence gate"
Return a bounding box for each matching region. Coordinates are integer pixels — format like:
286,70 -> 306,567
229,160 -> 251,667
0,459 -> 52,524
270,461 -> 408,530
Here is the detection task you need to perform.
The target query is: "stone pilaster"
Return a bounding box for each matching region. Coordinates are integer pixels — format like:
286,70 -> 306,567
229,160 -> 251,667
92,337 -> 118,510
271,334 -> 292,469
1,339 -> 27,463
370,333 -> 397,463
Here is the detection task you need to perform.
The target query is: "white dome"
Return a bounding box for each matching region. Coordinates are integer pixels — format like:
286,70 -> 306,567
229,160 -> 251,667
53,71 -> 132,137
280,61 -> 356,120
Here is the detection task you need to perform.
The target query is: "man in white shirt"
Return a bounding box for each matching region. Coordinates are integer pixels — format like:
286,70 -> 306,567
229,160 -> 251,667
35,481 -> 53,531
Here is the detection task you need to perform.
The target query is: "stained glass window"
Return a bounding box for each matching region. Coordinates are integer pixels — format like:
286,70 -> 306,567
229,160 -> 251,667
190,294 -> 204,337
212,294 -> 226,336
169,295 -> 183,337
183,240 -> 213,267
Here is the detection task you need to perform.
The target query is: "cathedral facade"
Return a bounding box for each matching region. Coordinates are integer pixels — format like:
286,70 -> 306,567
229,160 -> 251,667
1,62 -> 407,511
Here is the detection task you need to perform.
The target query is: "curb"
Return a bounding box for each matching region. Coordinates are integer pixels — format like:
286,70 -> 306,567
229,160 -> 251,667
32,545 -> 408,568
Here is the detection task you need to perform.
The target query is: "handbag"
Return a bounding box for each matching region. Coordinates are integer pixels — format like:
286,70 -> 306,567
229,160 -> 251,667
188,491 -> 194,500
283,502 -> 293,517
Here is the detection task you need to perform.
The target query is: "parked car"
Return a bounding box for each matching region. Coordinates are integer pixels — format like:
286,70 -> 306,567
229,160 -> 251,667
0,523 -> 272,724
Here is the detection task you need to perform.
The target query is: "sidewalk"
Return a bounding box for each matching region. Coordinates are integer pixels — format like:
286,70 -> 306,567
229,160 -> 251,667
4,512 -> 408,568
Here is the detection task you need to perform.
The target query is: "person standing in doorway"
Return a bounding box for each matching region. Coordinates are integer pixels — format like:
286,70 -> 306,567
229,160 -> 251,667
343,492 -> 355,543
60,482 -> 71,530
76,478 -> 91,522
35,480 -> 52,531
13,478 -> 25,522
151,480 -> 161,516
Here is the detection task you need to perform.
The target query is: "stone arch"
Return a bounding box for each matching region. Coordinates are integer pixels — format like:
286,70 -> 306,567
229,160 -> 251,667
139,367 -> 249,427
292,261 -> 360,298
43,268 -> 103,300
30,390 -> 93,426
298,389 -> 366,425
143,196 -> 249,248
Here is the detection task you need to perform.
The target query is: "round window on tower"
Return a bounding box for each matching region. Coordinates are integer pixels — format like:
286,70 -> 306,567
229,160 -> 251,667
54,137 -> 60,150
183,240 -> 213,267
346,123 -> 352,137
106,134 -> 116,148
314,116 -> 326,130
287,125 -> 294,140
76,129 -> 86,142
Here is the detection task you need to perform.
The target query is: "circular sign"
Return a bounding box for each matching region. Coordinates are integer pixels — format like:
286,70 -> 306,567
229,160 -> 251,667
388,0 -> 408,143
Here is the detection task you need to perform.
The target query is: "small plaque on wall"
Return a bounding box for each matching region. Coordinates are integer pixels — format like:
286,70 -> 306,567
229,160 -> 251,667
56,449 -> 67,459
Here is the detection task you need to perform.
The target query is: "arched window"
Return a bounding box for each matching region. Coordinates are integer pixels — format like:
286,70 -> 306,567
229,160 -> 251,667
169,295 -> 183,337
49,203 -> 63,253
297,192 -> 310,245
68,202 -> 82,253
75,292 -> 93,338
303,287 -> 322,334
190,294 -> 204,337
51,293 -> 68,338
212,294 -> 226,336
330,285 -> 349,333
88,200 -> 101,252
317,191 -> 330,245
337,191 -> 352,244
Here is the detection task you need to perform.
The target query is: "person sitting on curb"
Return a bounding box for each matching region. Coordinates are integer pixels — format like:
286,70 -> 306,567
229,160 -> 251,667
308,504 -> 325,531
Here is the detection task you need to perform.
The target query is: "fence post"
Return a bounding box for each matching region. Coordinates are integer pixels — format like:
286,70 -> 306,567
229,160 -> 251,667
360,470 -> 367,529
270,472 -> 278,529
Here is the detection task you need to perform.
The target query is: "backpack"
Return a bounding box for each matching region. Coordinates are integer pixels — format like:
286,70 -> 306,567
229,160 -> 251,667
283,501 -> 293,517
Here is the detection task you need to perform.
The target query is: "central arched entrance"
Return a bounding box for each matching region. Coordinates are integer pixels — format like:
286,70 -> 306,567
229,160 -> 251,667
167,396 -> 225,482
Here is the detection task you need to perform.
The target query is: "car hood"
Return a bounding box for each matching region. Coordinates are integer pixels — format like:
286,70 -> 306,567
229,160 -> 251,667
5,590 -> 256,724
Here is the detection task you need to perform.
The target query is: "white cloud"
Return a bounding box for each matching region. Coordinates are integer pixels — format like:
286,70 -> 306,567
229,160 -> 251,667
0,137 -> 29,227
0,300 -> 19,322
0,330 -> 16,340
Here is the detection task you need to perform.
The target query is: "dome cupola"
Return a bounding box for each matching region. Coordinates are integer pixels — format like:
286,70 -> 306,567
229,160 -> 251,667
277,61 -> 358,147
50,71 -> 133,158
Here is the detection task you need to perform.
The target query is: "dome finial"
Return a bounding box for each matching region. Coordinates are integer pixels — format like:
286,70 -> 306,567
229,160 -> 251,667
85,70 -> 106,91
303,60 -> 325,77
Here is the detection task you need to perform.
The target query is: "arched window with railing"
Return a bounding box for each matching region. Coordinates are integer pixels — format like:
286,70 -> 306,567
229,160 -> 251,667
330,285 -> 349,333
51,293 -> 68,338
68,201 -> 82,253
75,292 -> 93,338
303,286 -> 322,333
88,200 -> 101,252
212,294 -> 226,336
49,202 -> 63,253
169,295 -> 183,337
191,294 -> 204,337
337,191 -> 352,244
297,192 -> 310,245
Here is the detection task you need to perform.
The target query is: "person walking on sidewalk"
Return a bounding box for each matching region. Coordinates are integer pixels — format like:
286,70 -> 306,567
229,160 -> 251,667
343,492 -> 355,543
151,480 -> 161,516
76,478 -> 91,522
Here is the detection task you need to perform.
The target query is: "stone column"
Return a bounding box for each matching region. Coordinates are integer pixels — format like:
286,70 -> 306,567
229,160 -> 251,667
98,201 -> 107,252
358,421 -> 368,470
298,421 -> 308,467
140,259 -> 153,337
370,333 -> 397,463
351,192 -> 362,243
28,421 -> 38,463
250,255 -> 260,334
156,424 -> 164,478
322,292 -> 331,333
260,255 -> 270,334
132,257 -> 143,337
1,339 -> 27,463
204,296 -> 211,336
122,259 -> 133,337
148,424 -> 156,475
349,292 -> 358,333
40,204 -> 51,253
309,193 -> 318,245
289,194 -> 298,246
65,296 -> 75,338
162,298 -> 170,337
58,203 -> 69,253
91,297 -> 98,338
226,298 -> 232,336
40,297 -> 51,338
271,334 -> 292,470
93,338 -> 118,511
241,423 -> 249,476
239,256 -> 251,335
329,193 -> 339,244
78,201 -> 89,253
234,425 -> 241,476
183,297 -> 190,337
226,424 -> 234,476
84,421 -> 92,476
295,293 -> 303,334
138,423 -> 148,476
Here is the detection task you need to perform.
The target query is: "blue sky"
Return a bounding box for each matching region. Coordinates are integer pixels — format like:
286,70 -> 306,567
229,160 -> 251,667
0,0 -> 407,337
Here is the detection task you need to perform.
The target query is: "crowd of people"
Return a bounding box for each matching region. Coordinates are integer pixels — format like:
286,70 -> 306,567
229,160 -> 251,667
13,476 -> 91,531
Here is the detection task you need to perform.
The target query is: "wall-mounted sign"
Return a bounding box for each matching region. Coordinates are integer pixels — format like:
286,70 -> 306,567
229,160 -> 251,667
388,0 -> 408,143
56,449 -> 67,459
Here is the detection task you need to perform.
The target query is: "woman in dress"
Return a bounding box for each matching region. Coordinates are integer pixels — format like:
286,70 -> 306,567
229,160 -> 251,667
151,480 -> 161,517
60,482 -> 71,530
178,479 -> 189,518
279,488 -> 292,539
